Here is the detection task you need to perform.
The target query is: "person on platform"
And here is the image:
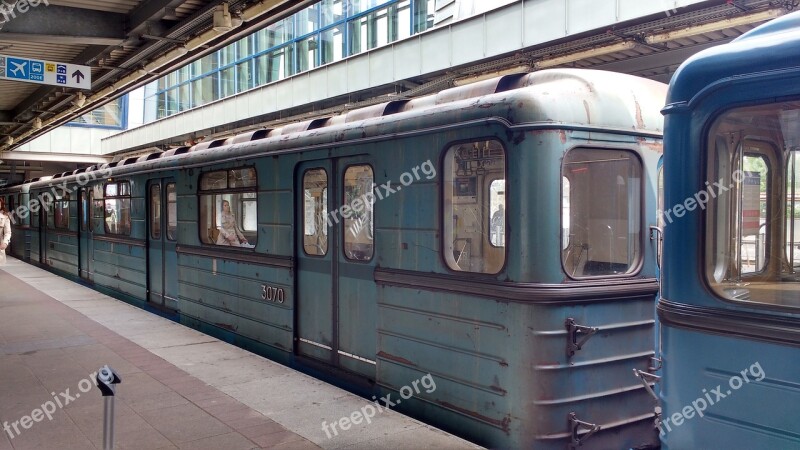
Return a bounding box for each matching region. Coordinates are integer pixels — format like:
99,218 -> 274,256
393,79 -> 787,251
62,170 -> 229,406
0,198 -> 11,263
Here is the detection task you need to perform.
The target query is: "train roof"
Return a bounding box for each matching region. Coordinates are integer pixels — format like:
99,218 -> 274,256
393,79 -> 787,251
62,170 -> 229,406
20,69 -> 666,190
665,10 -> 800,109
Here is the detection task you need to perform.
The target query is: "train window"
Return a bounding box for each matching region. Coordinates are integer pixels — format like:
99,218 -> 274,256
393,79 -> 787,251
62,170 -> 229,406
150,185 -> 161,239
166,183 -> 177,241
489,180 -> 505,247
53,192 -> 69,230
706,101 -> 800,307
104,181 -> 132,235
562,148 -> 642,278
80,191 -> 88,232
199,168 -> 258,247
444,139 -> 506,274
304,169 -> 328,256
92,199 -> 104,232
343,165 -> 374,261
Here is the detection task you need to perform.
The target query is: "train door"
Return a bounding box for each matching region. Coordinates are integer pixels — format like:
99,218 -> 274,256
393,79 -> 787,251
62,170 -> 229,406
78,188 -> 93,280
147,179 -> 178,311
296,158 -> 377,378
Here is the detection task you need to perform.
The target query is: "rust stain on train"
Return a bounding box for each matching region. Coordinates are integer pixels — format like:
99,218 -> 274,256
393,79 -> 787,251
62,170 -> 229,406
376,351 -> 417,367
439,401 -> 511,433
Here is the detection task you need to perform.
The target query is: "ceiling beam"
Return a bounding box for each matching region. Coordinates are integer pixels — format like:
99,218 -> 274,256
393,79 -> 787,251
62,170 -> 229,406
0,151 -> 110,164
0,6 -> 127,46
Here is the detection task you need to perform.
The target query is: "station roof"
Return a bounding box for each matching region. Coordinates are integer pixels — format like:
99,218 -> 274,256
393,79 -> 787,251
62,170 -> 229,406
0,0 -> 306,155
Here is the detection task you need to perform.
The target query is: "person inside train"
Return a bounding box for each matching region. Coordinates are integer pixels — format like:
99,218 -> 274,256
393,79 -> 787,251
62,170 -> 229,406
0,197 -> 10,264
216,199 -> 249,246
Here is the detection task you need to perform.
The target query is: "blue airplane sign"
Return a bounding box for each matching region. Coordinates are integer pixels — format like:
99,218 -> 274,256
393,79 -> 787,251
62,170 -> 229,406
0,54 -> 90,89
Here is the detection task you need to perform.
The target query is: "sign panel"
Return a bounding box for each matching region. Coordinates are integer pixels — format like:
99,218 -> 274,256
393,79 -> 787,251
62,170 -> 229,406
0,54 -> 90,89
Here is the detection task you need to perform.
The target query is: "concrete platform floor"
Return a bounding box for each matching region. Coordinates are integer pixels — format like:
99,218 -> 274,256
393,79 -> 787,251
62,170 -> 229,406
0,258 -> 479,450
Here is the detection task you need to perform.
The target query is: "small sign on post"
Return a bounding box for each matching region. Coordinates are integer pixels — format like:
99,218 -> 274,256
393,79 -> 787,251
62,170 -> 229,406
0,54 -> 91,89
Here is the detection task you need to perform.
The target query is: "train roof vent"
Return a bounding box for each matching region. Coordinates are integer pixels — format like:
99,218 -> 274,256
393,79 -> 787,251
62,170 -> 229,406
161,146 -> 192,157
72,168 -> 86,175
107,161 -> 120,168
345,100 -> 410,123
399,95 -> 437,112
281,117 -> 331,135
228,129 -> 274,145
435,73 -> 529,105
52,173 -> 63,179
193,138 -> 228,151
60,172 -> 71,178
121,157 -> 139,166
136,152 -> 164,163
30,177 -> 41,182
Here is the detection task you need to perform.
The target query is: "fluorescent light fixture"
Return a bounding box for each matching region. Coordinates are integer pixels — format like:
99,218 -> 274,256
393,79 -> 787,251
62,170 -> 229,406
213,3 -> 232,32
535,41 -> 638,69
32,117 -> 42,129
646,9 -> 784,44
5,136 -> 13,146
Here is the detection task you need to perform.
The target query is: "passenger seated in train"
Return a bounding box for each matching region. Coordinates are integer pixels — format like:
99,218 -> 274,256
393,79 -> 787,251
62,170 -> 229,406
216,200 -> 249,246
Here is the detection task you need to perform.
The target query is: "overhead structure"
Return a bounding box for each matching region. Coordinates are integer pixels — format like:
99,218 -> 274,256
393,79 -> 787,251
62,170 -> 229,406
0,0 -> 312,155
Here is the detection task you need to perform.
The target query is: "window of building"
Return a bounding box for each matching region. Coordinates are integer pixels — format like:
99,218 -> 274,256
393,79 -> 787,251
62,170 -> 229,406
343,165 -> 374,261
444,139 -> 506,274
144,0 -> 436,121
303,169 -> 328,256
104,182 -> 132,235
561,148 -> 642,278
706,101 -> 800,308
199,168 -> 258,247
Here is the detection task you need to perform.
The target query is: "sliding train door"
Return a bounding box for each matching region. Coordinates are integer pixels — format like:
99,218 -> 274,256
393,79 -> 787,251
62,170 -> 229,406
147,178 -> 178,311
296,158 -> 377,378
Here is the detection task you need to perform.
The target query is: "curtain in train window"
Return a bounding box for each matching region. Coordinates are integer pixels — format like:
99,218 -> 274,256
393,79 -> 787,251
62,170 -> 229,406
444,139 -> 506,274
706,101 -> 800,307
199,168 -> 258,247
343,165 -> 374,261
104,182 -> 131,235
562,148 -> 642,277
303,169 -> 328,256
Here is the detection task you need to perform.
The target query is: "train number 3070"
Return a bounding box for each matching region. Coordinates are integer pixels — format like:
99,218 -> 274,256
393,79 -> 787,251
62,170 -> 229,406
261,285 -> 286,304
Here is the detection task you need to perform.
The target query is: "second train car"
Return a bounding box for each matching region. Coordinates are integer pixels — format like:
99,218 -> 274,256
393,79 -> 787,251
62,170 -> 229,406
2,68 -> 666,449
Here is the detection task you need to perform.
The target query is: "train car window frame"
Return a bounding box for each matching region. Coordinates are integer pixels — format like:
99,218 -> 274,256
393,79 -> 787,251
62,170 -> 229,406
166,183 -> 177,241
343,164 -> 374,262
150,184 -> 161,240
303,168 -> 329,257
54,190 -> 70,230
443,138 -> 507,275
561,147 -> 644,279
198,167 -> 258,248
104,181 -> 132,236
704,99 -> 800,309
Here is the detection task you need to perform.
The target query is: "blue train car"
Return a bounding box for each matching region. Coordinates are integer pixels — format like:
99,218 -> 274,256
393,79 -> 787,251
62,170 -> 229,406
9,68 -> 666,449
660,11 -> 800,449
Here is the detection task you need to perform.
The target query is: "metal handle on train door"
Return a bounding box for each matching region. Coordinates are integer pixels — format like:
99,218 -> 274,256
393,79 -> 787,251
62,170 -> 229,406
649,225 -> 663,269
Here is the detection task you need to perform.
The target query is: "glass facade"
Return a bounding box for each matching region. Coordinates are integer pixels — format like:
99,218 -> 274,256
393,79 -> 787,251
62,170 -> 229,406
146,0 -> 434,120
69,97 -> 127,129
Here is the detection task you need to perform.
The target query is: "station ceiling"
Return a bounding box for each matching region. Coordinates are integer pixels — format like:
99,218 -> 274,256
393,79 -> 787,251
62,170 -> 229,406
0,0 -> 792,184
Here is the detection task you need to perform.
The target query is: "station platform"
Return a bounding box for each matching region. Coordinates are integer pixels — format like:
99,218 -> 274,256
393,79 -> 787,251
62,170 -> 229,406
0,258 -> 479,450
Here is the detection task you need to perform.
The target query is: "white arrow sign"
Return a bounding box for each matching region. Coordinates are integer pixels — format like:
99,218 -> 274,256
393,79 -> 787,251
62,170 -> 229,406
0,54 -> 91,89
